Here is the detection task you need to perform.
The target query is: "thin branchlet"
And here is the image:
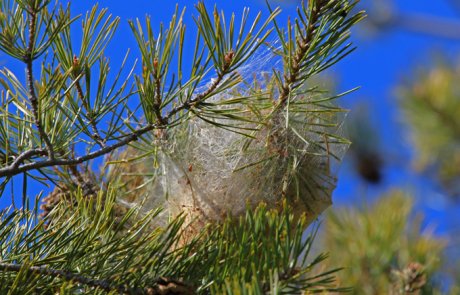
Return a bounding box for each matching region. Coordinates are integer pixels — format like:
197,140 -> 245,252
0,262 -> 116,292
0,124 -> 149,177
0,61 -> 233,178
6,148 -> 47,171
152,57 -> 168,125
25,7 -> 55,160
67,164 -> 98,197
279,0 -> 323,104
0,262 -> 195,294
167,50 -> 234,117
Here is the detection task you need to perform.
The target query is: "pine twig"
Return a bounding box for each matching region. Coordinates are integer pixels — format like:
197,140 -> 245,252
7,148 -> 47,171
279,0 -> 323,104
152,58 -> 168,126
0,262 -> 195,294
165,50 -> 234,120
25,8 -> 55,160
0,123 -> 153,177
0,262 -> 117,292
0,61 -> 233,178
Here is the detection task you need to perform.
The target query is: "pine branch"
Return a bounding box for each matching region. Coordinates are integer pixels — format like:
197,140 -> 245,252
0,3 -> 252,179
0,186 -> 345,293
0,263 -> 120,293
166,51 -> 234,118
25,7 -> 55,160
279,1 -> 322,104
0,263 -> 195,295
0,123 -> 155,177
5,148 -> 47,171
0,68 -> 233,178
418,92 -> 460,139
151,58 -> 168,126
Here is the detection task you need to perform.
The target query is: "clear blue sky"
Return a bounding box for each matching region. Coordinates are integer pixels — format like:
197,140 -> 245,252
2,1 -> 460,247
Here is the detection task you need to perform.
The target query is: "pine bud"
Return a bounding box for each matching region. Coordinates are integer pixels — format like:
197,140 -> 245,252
224,50 -> 234,67
72,55 -> 81,74
153,58 -> 159,73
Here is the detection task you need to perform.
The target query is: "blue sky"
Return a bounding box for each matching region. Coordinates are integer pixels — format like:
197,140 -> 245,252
2,0 -> 460,250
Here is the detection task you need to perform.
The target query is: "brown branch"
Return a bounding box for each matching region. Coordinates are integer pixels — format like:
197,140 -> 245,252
25,8 -> 55,160
279,1 -> 322,104
0,262 -> 117,292
0,262 -> 195,294
8,148 -> 47,171
67,163 -> 98,197
0,124 -> 152,178
0,60 -> 234,179
165,73 -> 223,119
152,58 -> 168,126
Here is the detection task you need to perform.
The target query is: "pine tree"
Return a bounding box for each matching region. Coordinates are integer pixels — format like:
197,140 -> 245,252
0,0 -> 364,293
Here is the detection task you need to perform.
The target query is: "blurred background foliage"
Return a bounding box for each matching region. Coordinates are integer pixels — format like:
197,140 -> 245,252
398,61 -> 460,199
314,0 -> 460,293
321,191 -> 448,294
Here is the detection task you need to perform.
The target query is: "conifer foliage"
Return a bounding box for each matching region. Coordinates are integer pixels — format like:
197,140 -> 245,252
0,0 -> 364,293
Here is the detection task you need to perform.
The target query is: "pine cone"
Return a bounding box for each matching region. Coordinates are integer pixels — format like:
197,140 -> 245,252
40,166 -> 98,219
40,186 -> 67,218
391,262 -> 427,295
